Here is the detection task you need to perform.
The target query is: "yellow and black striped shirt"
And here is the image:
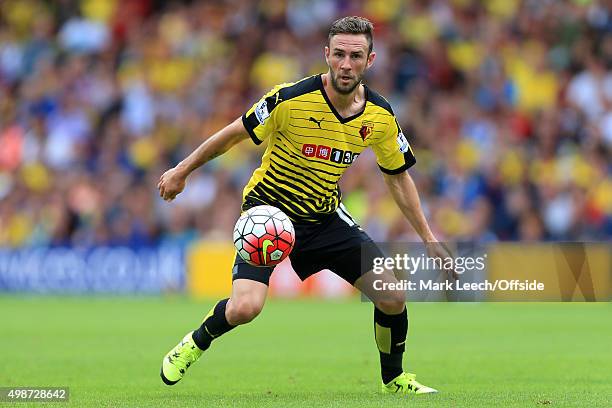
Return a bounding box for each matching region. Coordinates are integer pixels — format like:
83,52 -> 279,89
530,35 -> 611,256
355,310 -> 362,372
241,74 -> 415,223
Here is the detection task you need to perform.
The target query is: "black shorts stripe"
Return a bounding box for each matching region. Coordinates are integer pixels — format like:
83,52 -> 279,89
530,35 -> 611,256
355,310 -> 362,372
338,205 -> 356,224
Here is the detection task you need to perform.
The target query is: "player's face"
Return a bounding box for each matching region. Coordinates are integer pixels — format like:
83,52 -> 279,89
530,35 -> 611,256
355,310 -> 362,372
325,34 -> 376,95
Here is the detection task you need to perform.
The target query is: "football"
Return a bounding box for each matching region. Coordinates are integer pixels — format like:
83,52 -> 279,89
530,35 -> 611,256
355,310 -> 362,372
233,205 -> 295,266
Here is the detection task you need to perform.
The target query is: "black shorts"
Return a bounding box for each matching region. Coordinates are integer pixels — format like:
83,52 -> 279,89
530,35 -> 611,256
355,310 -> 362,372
232,205 -> 384,286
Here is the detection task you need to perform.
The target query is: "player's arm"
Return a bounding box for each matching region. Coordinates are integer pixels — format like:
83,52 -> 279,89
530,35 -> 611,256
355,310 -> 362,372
158,117 -> 249,201
382,171 -> 434,242
383,171 -> 458,279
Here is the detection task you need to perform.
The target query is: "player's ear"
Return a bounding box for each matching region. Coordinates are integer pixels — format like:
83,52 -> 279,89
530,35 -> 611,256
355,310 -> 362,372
324,46 -> 330,65
366,51 -> 376,69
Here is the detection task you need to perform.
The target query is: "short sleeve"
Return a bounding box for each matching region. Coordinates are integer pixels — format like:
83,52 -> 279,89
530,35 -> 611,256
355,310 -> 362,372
371,118 -> 416,174
242,85 -> 289,145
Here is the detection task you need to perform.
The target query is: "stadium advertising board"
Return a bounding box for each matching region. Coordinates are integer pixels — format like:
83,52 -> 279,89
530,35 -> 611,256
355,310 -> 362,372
0,245 -> 184,293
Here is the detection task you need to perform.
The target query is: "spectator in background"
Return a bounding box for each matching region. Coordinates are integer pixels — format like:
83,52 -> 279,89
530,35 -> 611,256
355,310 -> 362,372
0,0 -> 610,248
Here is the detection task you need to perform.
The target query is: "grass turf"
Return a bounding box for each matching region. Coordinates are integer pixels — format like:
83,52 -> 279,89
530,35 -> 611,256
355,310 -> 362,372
0,297 -> 610,407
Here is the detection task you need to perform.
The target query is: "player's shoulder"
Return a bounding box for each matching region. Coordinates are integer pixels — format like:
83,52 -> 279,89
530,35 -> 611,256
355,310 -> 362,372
366,86 -> 395,116
275,75 -> 321,102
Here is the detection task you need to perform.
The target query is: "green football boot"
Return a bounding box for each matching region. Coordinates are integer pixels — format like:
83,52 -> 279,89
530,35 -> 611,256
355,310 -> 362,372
160,331 -> 203,385
382,372 -> 438,395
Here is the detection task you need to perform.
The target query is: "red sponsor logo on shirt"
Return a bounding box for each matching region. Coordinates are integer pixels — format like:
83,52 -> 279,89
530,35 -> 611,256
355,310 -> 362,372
302,144 -> 316,157
301,144 -> 359,164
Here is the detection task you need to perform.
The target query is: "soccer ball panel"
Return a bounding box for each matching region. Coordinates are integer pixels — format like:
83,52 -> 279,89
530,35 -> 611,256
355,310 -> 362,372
276,239 -> 291,252
234,238 -> 243,251
252,223 -> 267,238
282,219 -> 294,233
270,249 -> 283,261
237,216 -> 248,233
243,218 -> 255,234
251,215 -> 269,224
242,235 -> 258,253
272,219 -> 283,234
278,230 -> 293,244
238,249 -> 251,260
250,251 -> 261,265
265,221 -> 277,235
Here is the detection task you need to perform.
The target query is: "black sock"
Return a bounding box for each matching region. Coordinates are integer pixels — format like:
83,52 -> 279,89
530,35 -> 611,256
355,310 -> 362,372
374,306 -> 408,384
192,298 -> 235,351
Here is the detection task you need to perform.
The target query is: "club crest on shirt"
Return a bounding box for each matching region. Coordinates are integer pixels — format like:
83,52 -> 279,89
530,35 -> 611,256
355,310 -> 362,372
359,121 -> 374,141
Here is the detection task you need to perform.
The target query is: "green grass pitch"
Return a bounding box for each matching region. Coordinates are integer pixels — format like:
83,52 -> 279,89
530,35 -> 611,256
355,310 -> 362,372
0,296 -> 610,407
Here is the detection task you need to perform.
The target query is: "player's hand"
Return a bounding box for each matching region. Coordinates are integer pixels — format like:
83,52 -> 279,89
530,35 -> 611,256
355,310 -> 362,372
425,241 -> 459,281
157,167 -> 187,201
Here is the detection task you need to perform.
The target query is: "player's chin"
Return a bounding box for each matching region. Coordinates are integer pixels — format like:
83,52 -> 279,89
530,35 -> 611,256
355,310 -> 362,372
336,80 -> 358,94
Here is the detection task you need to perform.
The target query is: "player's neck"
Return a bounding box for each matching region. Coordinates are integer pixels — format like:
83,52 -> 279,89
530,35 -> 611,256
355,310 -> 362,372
321,72 -> 365,118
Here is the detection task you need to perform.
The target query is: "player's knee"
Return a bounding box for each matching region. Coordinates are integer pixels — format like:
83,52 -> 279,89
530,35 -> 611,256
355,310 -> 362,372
226,297 -> 263,325
375,296 -> 405,315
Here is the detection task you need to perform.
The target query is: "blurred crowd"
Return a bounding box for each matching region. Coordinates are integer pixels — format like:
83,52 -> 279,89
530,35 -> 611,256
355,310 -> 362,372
1,0 -> 611,248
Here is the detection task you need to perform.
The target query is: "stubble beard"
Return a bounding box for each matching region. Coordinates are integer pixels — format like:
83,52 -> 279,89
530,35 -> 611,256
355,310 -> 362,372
329,69 -> 363,95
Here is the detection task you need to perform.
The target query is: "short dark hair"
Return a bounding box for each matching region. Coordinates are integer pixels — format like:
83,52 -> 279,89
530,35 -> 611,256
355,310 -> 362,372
328,16 -> 374,54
